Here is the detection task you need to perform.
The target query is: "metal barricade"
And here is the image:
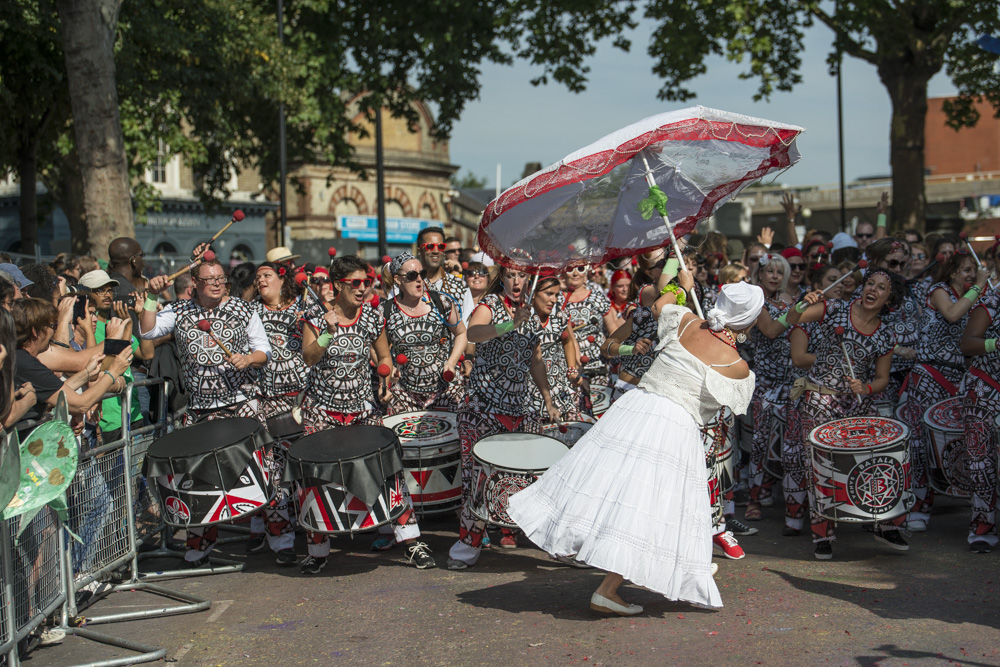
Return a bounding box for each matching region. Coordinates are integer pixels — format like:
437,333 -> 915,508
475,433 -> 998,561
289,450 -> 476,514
64,379 -> 211,625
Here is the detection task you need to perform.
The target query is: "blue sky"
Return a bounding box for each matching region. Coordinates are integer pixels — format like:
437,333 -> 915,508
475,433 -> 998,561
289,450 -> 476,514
447,21 -> 957,192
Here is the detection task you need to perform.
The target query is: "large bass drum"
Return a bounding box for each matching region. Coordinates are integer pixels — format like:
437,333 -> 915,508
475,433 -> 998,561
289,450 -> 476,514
923,398 -> 973,498
383,410 -> 462,515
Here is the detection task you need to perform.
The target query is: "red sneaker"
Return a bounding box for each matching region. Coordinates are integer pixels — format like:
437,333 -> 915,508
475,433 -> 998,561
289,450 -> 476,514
712,531 -> 745,560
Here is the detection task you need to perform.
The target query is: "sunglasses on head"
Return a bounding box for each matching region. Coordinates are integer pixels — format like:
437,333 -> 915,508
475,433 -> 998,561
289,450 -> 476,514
421,242 -> 447,252
337,278 -> 373,289
399,269 -> 427,282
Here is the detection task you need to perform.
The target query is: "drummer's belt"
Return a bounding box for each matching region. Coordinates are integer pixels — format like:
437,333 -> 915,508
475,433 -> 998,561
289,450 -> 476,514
790,377 -> 841,401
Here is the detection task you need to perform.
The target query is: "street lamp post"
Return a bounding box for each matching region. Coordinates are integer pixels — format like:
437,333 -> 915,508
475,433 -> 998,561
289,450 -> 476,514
277,0 -> 288,248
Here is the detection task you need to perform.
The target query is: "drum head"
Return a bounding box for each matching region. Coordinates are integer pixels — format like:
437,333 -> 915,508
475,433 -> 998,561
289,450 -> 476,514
290,425 -> 397,463
383,411 -> 459,448
923,397 -> 963,431
809,417 -> 908,452
473,433 -> 569,471
148,417 -> 261,458
541,421 -> 593,446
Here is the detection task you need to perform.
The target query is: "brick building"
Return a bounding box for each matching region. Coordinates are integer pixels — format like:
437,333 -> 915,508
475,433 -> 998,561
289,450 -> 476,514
925,97 -> 1000,176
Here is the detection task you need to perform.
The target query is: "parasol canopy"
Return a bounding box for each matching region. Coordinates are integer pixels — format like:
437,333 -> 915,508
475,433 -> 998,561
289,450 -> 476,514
478,106 -> 804,273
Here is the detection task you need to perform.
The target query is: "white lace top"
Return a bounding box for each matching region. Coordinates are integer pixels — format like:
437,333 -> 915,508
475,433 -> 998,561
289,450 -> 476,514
637,305 -> 755,425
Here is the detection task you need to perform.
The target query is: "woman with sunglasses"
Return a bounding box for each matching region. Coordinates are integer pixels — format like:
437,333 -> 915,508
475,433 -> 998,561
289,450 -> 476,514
900,251 -> 990,531
383,252 -> 467,413
298,254 -> 435,574
447,266 -> 561,570
558,263 -> 619,405
779,247 -> 808,302
248,261 -> 307,566
906,243 -> 930,283
958,290 -> 1000,553
742,253 -> 795,521
528,275 -> 586,423
785,270 -> 910,559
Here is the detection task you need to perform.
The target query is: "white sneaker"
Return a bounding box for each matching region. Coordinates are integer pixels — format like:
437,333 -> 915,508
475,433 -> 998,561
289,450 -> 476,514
907,519 -> 927,532
39,628 -> 66,646
590,592 -> 643,616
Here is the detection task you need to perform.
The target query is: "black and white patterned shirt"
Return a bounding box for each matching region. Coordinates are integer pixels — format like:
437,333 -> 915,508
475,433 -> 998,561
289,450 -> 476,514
917,282 -> 968,369
807,299 -> 895,392
305,303 -> 384,414
467,294 -> 541,415
385,298 -> 454,396
557,288 -> 611,376
253,297 -> 308,397
616,296 -> 659,380
528,309 -> 576,416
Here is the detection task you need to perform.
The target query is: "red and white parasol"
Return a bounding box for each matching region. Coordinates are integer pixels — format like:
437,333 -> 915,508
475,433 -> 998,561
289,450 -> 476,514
478,106 -> 804,276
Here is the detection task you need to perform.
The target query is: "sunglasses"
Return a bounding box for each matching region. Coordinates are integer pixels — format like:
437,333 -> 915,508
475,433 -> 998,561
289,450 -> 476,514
787,262 -> 805,270
856,233 -> 873,239
311,278 -> 330,285
444,248 -> 460,255
399,269 -> 428,282
566,266 -> 588,275
466,270 -> 488,278
421,243 -> 447,252
886,259 -> 906,269
911,253 -> 927,261
337,278 -> 373,289
747,255 -> 764,264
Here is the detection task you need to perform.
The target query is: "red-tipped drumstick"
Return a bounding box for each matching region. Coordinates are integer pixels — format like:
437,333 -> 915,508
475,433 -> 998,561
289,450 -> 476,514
586,335 -> 595,343
197,320 -> 232,356
794,259 -> 867,310
377,364 -> 391,378
328,247 -> 337,258
442,369 -> 455,382
395,353 -> 408,365
580,355 -> 590,364
833,325 -> 857,385
206,210 -> 244,246
167,249 -> 217,282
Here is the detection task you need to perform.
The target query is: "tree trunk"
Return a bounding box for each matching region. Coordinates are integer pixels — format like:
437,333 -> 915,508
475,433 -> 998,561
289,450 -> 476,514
55,0 -> 133,257
16,140 -> 39,255
878,64 -> 932,233
41,149 -> 90,255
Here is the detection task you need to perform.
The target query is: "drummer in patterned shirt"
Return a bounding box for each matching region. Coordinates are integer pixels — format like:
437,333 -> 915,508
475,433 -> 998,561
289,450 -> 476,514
383,251 -> 467,414
558,262 -> 619,411
142,258 -> 272,567
417,227 -> 473,323
298,254 -> 435,574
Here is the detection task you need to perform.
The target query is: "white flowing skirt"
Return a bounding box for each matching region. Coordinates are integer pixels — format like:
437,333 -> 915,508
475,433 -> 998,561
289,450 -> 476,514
507,388 -> 722,608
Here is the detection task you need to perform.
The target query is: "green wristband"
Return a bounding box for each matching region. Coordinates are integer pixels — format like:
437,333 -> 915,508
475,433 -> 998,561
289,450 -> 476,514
664,258 -> 680,279
776,313 -> 790,329
316,331 -> 332,348
877,213 -> 887,228
986,338 -> 997,354
618,344 -> 635,357
495,321 -> 515,336
143,295 -> 158,311
102,370 -> 116,383
795,301 -> 808,313
964,289 -> 980,302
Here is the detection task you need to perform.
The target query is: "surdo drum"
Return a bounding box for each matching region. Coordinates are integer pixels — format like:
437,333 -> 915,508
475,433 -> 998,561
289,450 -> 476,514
923,398 -> 973,498
590,387 -> 612,418
470,433 -> 570,527
144,418 -> 275,528
809,416 -> 912,523
541,421 -> 594,447
284,425 -> 408,534
701,407 -> 736,495
764,410 -> 785,478
383,410 -> 462,514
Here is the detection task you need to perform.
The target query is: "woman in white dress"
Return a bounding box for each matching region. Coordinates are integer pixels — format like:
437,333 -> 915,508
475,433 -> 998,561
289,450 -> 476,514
508,282 -> 764,615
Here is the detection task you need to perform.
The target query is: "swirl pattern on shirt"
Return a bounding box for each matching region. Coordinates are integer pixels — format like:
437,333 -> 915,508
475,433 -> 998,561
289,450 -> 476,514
305,303 -> 384,413
556,288 -> 611,376
385,299 -> 453,396
527,309 -> 577,416
807,299 -> 895,393
916,282 -> 968,368
467,294 -> 540,415
617,299 -> 659,380
749,299 -> 794,389
253,297 -> 307,397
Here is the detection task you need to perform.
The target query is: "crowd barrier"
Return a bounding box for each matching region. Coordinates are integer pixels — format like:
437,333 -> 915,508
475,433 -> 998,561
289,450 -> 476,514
0,378 -> 227,665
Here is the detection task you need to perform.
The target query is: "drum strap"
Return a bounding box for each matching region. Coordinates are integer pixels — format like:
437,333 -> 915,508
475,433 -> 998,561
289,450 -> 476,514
916,363 -> 959,396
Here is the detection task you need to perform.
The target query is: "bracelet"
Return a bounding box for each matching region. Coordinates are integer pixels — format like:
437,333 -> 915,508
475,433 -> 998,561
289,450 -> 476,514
143,295 -> 158,311
971,284 -> 982,293
964,289 -> 980,302
877,213 -> 887,228
776,313 -> 790,329
658,283 -> 687,306
986,338 -> 997,353
316,332 -> 332,348
618,344 -> 635,357
866,383 -> 873,395
495,321 -> 515,336
102,370 -> 116,383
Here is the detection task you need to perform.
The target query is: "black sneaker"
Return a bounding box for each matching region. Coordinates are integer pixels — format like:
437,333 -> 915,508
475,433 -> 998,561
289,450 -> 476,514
300,555 -> 327,575
727,516 -> 759,536
781,526 -> 802,537
247,534 -> 267,554
404,542 -> 437,570
970,540 -> 992,554
874,529 -> 909,551
733,487 -> 750,507
275,548 -> 297,566
814,542 -> 833,560
182,555 -> 210,569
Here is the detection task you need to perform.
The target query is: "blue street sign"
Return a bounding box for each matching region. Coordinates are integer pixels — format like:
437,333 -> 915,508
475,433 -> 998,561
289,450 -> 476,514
338,215 -> 438,243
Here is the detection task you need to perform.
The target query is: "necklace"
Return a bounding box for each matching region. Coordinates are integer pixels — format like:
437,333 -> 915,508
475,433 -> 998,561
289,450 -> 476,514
712,328 -> 737,349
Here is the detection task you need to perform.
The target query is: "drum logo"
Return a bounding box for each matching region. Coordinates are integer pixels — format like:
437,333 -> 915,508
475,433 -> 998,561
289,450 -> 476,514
164,496 -> 191,522
393,417 -> 452,440
847,455 -> 904,513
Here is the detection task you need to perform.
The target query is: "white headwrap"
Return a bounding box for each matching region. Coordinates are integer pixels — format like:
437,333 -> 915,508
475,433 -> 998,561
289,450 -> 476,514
705,282 -> 765,332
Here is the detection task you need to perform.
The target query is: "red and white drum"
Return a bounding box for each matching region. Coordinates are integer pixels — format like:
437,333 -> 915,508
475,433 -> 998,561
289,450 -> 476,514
590,387 -> 612,418
809,416 -> 912,523
923,398 -> 972,498
470,433 -> 569,527
144,418 -> 276,528
764,410 -> 785,478
383,410 -> 462,514
702,408 -> 735,494
541,421 -> 594,447
285,426 -> 409,534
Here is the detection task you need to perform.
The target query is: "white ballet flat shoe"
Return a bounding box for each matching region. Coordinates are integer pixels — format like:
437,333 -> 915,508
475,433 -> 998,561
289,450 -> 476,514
590,592 -> 643,616
711,563 -> 719,575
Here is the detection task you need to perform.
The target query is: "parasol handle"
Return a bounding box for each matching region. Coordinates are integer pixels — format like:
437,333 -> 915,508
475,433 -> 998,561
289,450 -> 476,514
640,155 -> 704,319
960,233 -> 997,291
518,273 -> 540,330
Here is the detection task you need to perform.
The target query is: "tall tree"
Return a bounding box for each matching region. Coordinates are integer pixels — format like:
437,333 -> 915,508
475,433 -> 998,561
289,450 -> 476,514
56,0 -> 133,253
644,0 -> 1000,232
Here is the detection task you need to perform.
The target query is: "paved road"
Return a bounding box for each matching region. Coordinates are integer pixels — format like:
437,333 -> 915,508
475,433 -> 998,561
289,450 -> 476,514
42,497 -> 1000,666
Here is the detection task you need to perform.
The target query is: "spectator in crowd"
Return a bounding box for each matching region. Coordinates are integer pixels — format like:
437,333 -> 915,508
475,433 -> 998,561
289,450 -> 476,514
0,309 -> 35,430
106,237 -> 145,301
417,227 -> 473,323
21,264 -> 61,303
0,264 -> 32,299
228,262 -> 257,301
854,220 -> 875,252
77,255 -> 100,276
0,253 -> 12,263
903,229 -> 922,244
0,273 -> 18,309
172,273 -> 194,301
444,236 -> 463,274
51,253 -> 82,280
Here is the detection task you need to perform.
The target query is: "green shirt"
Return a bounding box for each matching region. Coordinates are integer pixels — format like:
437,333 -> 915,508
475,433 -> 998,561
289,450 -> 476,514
95,320 -> 142,433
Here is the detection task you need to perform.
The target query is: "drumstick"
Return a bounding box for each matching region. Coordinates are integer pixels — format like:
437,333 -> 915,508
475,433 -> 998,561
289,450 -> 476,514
197,319 -> 232,356
166,249 -> 216,283
795,259 -> 867,309
959,232 -> 996,290
834,326 -> 859,396
206,209 -> 245,246
295,272 -> 330,312
906,253 -> 944,285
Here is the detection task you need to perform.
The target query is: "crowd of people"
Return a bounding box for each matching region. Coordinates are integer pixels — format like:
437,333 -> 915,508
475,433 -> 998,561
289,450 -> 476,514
2,196 -> 999,623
